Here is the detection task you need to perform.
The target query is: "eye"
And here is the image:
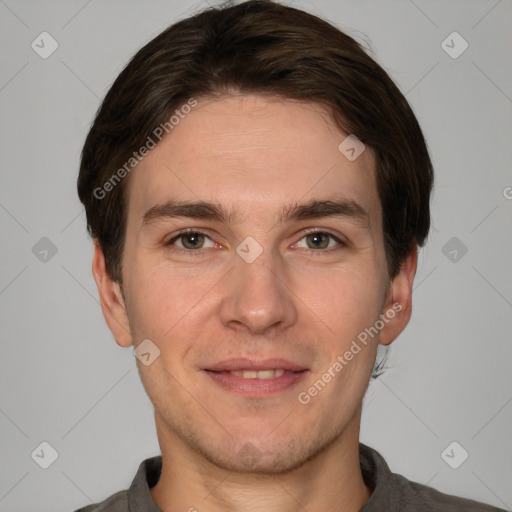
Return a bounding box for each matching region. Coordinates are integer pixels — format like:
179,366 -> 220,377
164,229 -> 344,255
166,230 -> 216,251
295,230 -> 344,251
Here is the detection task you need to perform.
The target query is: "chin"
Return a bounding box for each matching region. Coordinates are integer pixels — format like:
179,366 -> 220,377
195,429 -> 333,476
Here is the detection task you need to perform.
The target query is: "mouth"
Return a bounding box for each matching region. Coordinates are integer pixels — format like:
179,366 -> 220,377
202,358 -> 309,397
223,368 -> 289,379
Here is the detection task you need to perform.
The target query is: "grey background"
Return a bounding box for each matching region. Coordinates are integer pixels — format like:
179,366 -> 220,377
0,0 -> 511,510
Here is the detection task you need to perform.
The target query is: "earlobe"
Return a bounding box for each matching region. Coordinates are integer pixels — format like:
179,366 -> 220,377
378,246 -> 418,346
91,240 -> 132,348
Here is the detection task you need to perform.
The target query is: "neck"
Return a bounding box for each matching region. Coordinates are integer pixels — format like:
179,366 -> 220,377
150,408 -> 371,512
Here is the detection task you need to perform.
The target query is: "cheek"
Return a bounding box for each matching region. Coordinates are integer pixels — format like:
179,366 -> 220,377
301,265 -> 385,341
306,273 -> 381,400
126,263 -> 219,345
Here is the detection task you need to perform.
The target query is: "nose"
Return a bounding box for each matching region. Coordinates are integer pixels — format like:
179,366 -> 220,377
218,245 -> 298,335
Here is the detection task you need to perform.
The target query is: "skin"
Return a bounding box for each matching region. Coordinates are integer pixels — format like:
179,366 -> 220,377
92,94 -> 417,512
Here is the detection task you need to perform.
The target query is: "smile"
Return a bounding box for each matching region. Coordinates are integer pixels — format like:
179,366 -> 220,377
203,368 -> 309,397
229,369 -> 286,379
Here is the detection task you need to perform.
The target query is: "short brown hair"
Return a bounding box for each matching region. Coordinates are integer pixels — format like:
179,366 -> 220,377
78,0 -> 433,283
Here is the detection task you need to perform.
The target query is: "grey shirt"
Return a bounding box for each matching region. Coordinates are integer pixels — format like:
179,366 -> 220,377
74,443 -> 506,511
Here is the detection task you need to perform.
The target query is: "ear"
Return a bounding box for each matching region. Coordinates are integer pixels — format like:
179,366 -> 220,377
91,239 -> 132,348
378,245 -> 418,346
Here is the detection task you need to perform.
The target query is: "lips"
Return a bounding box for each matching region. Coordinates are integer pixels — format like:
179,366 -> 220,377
202,358 -> 309,396
204,357 -> 308,373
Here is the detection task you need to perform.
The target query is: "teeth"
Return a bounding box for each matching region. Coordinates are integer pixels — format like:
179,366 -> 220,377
230,369 -> 286,379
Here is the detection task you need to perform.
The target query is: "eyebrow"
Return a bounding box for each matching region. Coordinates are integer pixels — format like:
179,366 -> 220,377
140,197 -> 370,230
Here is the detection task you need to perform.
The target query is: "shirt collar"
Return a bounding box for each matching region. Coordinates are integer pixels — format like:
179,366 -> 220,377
128,455 -> 163,512
359,442 -> 398,510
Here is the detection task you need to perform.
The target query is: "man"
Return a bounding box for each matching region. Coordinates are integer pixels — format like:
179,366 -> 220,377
75,1 -> 504,510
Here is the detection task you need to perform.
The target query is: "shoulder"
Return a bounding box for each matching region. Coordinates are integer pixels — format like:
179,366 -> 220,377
71,455 -> 162,512
402,477 -> 504,512
73,490 -> 128,512
393,472 -> 506,511
359,443 -> 506,512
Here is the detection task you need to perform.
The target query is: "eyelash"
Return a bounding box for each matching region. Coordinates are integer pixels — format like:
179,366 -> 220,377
164,228 -> 345,256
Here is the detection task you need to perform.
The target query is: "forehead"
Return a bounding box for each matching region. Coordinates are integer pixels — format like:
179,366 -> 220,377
126,94 -> 380,227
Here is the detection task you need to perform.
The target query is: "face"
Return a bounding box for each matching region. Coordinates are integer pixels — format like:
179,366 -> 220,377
95,94 -> 415,474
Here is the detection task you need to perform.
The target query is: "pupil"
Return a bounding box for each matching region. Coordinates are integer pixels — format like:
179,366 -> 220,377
185,233 -> 203,249
309,233 -> 327,249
